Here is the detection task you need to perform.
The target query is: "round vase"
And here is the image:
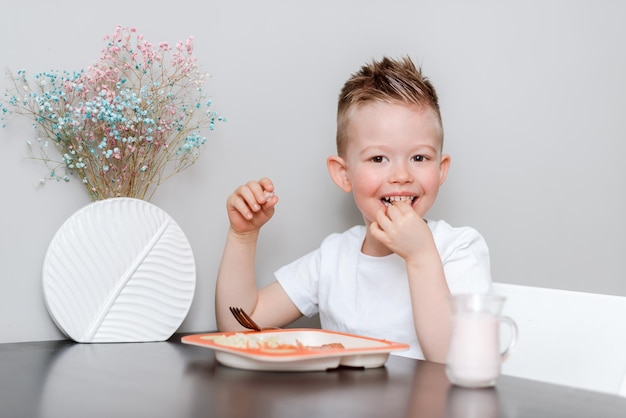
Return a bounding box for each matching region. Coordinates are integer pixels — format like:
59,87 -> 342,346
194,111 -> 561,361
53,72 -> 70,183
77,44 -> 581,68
42,197 -> 196,343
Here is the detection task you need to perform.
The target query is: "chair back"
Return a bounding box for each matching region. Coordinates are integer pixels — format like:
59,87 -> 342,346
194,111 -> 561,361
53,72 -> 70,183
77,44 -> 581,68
492,282 -> 626,396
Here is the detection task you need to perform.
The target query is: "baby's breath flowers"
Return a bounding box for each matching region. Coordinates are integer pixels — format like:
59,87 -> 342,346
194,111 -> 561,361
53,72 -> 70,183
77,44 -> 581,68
1,26 -> 223,201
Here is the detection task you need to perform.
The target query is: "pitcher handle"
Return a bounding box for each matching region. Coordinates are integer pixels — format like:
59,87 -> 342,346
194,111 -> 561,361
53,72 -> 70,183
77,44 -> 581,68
500,315 -> 518,362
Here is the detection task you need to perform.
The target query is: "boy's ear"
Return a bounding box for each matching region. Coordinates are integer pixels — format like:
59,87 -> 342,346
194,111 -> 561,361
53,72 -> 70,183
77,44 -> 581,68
327,155 -> 352,192
439,154 -> 451,185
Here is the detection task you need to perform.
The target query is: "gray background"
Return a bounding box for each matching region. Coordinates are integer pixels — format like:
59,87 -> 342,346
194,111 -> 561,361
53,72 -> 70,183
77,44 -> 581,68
1,0 -> 625,343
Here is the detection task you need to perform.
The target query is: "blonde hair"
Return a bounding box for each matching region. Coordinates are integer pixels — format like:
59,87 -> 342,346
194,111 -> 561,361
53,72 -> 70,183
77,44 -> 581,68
336,56 -> 443,156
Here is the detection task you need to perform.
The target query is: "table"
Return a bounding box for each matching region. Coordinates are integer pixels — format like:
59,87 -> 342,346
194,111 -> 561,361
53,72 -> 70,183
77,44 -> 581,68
1,334 -> 625,418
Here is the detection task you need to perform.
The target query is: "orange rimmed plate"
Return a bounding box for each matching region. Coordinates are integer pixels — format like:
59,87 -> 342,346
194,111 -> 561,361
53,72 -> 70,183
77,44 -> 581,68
181,328 -> 409,371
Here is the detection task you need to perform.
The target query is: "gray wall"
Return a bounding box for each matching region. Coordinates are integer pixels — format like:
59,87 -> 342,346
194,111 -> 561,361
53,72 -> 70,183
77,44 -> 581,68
1,0 -> 625,343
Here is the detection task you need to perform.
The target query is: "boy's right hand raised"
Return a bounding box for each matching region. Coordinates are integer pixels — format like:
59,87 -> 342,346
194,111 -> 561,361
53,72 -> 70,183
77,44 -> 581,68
226,177 -> 278,234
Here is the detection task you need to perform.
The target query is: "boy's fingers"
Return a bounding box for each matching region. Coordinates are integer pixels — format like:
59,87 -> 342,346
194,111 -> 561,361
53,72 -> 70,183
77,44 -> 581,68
244,181 -> 274,206
258,177 -> 274,193
228,195 -> 254,220
375,207 -> 392,229
227,179 -> 277,222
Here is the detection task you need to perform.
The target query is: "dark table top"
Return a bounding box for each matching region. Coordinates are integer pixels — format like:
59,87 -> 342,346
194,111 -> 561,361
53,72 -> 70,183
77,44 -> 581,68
2,334 -> 626,418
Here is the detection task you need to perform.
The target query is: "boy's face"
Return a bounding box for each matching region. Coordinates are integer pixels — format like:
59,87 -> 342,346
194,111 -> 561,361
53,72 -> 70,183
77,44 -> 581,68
332,102 -> 449,225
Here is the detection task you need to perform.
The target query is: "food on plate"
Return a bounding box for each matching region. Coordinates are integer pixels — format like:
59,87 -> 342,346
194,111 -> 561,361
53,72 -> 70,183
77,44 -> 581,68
207,333 -> 345,353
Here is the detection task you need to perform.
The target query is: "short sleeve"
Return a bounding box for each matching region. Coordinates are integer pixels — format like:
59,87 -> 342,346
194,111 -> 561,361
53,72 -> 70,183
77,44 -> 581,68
429,220 -> 492,294
274,247 -> 322,318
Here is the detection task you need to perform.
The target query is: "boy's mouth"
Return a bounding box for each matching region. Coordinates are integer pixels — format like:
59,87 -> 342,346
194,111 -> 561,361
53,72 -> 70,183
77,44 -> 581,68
381,195 -> 417,207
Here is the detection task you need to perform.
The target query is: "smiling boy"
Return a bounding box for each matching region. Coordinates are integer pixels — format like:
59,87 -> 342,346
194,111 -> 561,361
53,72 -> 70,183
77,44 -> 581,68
215,56 -> 491,363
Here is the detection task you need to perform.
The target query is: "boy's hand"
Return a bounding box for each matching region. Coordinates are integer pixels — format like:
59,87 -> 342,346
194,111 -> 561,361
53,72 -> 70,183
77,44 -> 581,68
226,177 -> 278,234
369,202 -> 434,262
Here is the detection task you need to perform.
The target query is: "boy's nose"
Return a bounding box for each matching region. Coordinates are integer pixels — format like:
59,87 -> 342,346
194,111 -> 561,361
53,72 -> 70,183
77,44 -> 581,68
389,163 -> 413,183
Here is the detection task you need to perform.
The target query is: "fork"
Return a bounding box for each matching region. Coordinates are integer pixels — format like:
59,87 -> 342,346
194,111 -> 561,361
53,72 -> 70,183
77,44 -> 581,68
229,306 -> 277,331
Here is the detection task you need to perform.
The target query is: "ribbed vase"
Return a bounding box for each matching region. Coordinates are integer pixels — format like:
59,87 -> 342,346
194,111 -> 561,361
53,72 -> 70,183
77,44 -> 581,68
42,197 -> 196,342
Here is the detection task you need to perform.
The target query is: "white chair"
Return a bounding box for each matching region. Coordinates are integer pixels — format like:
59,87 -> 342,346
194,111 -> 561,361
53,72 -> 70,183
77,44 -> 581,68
492,282 -> 626,396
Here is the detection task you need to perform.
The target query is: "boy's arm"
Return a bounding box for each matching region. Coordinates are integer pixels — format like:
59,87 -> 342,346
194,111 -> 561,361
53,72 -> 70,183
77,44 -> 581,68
370,203 -> 451,363
215,178 -> 302,331
215,229 -> 303,331
215,228 -> 262,331
404,247 -> 451,364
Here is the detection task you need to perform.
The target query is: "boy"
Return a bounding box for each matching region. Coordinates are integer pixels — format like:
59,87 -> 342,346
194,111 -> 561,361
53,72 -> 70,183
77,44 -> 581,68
215,56 -> 491,363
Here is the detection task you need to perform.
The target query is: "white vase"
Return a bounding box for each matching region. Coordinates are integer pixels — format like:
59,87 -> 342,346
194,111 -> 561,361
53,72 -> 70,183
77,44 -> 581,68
42,197 -> 196,343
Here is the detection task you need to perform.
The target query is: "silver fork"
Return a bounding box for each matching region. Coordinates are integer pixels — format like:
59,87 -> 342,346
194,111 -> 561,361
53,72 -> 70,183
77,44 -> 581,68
229,306 -> 278,331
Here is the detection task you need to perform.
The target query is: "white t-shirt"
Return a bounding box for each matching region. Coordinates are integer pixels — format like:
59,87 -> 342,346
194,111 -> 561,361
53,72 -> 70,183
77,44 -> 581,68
274,219 -> 492,359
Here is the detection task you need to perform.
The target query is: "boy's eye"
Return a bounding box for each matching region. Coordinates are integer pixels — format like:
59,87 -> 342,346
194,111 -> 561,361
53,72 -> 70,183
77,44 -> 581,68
412,155 -> 426,162
371,156 -> 386,163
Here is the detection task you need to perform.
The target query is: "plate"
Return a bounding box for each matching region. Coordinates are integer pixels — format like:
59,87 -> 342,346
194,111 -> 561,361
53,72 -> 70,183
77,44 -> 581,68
181,328 -> 409,371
